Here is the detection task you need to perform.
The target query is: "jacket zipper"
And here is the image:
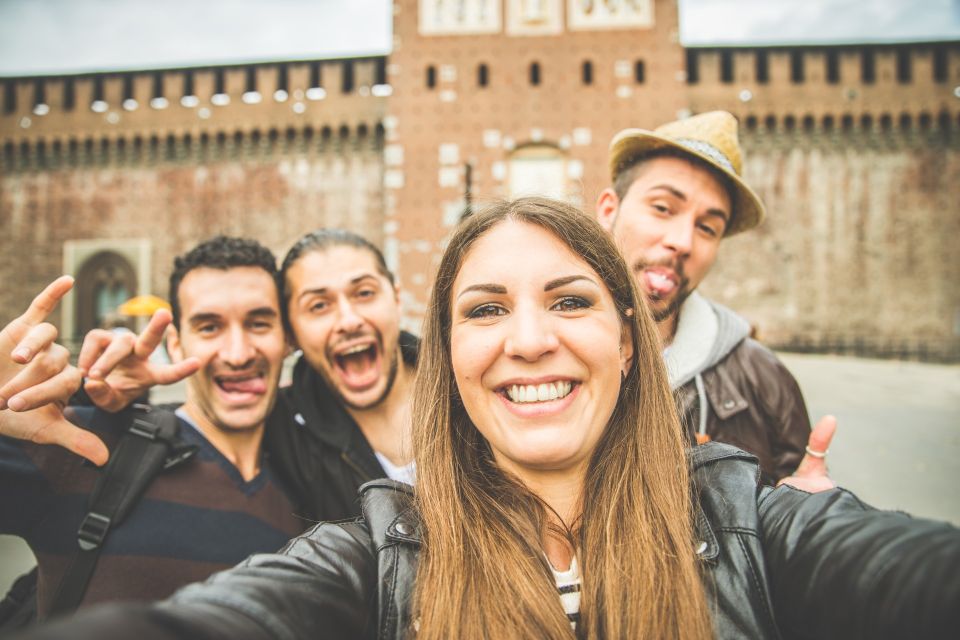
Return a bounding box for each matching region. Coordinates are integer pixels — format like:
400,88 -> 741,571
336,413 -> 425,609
340,451 -> 374,482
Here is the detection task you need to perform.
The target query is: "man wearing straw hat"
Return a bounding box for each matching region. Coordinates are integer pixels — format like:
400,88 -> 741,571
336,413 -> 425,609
597,111 -> 831,485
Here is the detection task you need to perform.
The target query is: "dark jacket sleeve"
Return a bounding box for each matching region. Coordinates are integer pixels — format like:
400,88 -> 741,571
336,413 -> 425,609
740,339 -> 810,480
759,485 -> 960,640
17,520 -> 379,640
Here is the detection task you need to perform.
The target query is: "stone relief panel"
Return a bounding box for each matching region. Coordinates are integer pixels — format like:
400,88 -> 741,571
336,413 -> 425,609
418,0 -> 501,35
506,0 -> 564,36
567,0 -> 654,30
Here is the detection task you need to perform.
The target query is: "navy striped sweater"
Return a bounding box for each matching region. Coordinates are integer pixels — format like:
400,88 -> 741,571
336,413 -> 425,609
0,406 -> 306,615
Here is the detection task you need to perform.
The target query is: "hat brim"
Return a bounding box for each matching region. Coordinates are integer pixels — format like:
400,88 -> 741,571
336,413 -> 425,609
609,129 -> 766,236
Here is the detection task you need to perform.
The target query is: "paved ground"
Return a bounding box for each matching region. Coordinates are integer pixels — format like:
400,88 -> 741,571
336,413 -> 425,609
778,353 -> 960,525
3,352 -> 959,593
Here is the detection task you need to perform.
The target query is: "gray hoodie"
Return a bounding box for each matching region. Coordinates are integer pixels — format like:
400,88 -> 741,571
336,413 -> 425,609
663,291 -> 751,438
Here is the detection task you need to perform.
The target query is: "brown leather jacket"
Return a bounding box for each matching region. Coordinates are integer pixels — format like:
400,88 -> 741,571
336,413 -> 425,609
676,337 -> 810,484
666,293 -> 809,485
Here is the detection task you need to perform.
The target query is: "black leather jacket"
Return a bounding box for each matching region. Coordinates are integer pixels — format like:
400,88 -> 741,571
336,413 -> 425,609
21,444 -> 960,640
264,332 -> 420,521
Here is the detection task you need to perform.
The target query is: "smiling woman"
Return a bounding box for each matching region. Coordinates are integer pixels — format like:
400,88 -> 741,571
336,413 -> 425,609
16,198 -> 960,640
413,197 -> 710,638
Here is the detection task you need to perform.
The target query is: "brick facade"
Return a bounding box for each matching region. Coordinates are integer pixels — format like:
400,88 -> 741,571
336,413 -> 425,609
1,0 -> 958,359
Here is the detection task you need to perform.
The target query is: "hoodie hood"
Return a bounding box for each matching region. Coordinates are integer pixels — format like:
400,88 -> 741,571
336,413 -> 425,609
663,291 -> 750,390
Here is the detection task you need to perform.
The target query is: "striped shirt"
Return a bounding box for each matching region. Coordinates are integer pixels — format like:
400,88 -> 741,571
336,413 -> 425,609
550,556 -> 582,630
0,406 -> 305,615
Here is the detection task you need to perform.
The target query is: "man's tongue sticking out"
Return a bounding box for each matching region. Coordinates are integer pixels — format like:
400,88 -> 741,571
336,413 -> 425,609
643,269 -> 677,298
219,376 -> 267,396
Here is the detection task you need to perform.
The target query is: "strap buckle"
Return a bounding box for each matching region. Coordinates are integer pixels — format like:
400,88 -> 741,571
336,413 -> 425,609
77,512 -> 111,551
128,417 -> 161,440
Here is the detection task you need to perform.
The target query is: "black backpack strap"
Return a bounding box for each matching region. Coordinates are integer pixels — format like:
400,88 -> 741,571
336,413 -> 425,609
46,405 -> 197,617
0,567 -> 38,631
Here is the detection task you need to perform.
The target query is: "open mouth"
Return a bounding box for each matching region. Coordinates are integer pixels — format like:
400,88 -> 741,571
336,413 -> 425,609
332,342 -> 381,390
504,380 -> 576,404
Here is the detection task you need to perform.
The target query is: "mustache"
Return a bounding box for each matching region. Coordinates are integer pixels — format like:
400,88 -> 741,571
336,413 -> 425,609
326,329 -> 382,358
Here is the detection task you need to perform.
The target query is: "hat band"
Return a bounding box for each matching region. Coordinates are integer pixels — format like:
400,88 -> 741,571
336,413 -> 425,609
675,138 -> 735,175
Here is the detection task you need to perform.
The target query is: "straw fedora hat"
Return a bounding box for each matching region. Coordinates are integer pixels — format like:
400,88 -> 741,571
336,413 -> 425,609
608,111 -> 765,236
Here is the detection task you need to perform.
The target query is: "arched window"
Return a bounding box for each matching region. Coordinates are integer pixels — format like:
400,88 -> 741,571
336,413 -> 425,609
76,251 -> 138,338
508,144 -> 567,200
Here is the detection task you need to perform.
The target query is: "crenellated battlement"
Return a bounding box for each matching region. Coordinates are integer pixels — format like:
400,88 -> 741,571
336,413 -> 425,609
1,0 -> 957,360
0,57 -> 389,151
686,42 -> 960,132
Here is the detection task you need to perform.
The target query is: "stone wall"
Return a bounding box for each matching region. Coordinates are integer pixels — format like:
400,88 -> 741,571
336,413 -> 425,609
0,133 -> 384,342
701,128 -> 960,361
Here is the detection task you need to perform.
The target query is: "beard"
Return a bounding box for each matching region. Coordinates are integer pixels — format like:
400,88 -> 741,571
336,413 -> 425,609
633,257 -> 692,324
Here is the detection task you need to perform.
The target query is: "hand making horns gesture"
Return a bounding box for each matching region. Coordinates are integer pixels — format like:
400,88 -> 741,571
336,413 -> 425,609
76,308 -> 199,413
0,276 -> 107,465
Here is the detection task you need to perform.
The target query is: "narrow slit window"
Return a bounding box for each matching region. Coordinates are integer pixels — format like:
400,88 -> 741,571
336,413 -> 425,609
861,49 -> 876,84
342,61 -> 354,93
755,51 -> 769,84
896,49 -> 911,84
825,50 -> 840,84
790,51 -> 804,83
529,61 -> 541,86
720,50 -> 733,83
375,59 -> 387,85
932,47 -> 947,83
63,78 -> 75,110
686,50 -> 700,84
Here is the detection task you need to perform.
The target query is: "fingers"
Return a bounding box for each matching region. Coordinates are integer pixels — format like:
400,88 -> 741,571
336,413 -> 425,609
77,329 -> 115,375
9,322 -> 59,364
18,276 -> 75,327
0,343 -> 72,410
33,416 -> 109,466
86,331 -> 136,380
151,356 -> 200,385
82,378 -> 124,413
789,415 -> 839,489
808,414 -> 837,455
4,365 -> 83,412
133,309 -> 172,359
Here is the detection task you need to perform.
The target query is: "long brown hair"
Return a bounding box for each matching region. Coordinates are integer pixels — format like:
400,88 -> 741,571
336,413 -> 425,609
411,197 -> 712,639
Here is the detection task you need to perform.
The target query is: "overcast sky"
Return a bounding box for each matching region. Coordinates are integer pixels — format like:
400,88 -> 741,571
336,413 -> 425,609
0,0 -> 957,76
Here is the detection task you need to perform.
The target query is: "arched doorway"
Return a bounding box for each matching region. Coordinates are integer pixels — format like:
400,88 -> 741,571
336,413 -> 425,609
75,251 -> 138,337
507,144 -> 567,200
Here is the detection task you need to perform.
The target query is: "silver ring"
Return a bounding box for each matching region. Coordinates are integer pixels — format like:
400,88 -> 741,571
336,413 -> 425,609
805,445 -> 828,459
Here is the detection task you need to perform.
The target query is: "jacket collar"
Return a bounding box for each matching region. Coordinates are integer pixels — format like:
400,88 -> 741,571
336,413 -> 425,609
288,331 -> 421,454
356,443 -> 760,565
359,479 -> 421,546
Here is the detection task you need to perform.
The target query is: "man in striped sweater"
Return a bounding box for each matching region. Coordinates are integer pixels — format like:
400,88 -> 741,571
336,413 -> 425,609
0,236 -> 304,619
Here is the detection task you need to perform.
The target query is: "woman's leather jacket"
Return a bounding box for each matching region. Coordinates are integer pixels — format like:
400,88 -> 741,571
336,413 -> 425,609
21,444 -> 960,640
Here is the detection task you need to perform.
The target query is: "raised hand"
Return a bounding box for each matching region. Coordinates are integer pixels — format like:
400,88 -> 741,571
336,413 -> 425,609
77,308 -> 200,412
778,415 -> 837,493
0,276 -> 109,465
